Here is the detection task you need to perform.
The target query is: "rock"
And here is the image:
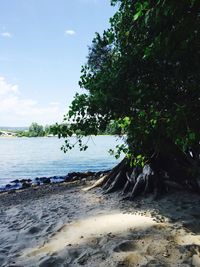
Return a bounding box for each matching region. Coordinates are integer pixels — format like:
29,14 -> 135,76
107,232 -> 116,238
43,178 -> 51,184
63,175 -> 69,181
40,177 -> 51,184
192,254 -> 200,267
72,176 -> 78,181
67,172 -> 78,179
20,179 -> 31,183
10,179 -> 20,184
84,171 -> 95,177
22,182 -> 31,189
68,171 -> 95,180
5,184 -> 12,189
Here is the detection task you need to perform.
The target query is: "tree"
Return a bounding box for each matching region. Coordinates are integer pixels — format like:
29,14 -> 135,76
44,125 -> 51,135
54,0 -> 200,198
28,122 -> 44,137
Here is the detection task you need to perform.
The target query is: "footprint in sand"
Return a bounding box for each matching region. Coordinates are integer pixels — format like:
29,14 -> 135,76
24,213 -> 156,258
26,226 -> 40,235
114,241 -> 136,252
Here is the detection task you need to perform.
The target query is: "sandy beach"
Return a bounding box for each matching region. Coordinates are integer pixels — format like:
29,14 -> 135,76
0,179 -> 200,267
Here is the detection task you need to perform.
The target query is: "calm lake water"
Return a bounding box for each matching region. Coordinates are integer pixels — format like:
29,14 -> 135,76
0,136 -> 123,186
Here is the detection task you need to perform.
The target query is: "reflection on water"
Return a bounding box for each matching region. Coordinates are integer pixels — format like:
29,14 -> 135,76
0,136 -> 123,185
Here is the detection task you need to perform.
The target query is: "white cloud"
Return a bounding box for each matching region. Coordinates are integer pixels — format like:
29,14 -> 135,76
0,77 -> 19,95
0,76 -> 64,126
65,30 -> 76,36
1,32 -> 12,38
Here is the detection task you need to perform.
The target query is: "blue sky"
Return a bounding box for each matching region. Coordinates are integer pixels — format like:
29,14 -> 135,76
0,0 -> 115,126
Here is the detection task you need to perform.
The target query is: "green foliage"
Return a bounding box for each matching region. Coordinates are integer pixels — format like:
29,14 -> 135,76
55,0 -> 200,160
17,123 -> 46,137
28,122 -> 44,137
104,120 -> 122,135
44,125 -> 51,135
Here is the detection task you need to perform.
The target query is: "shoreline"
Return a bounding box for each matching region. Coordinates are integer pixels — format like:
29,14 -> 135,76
0,134 -> 121,138
0,170 -> 109,193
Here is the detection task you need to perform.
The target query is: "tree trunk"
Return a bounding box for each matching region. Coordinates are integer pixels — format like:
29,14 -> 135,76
98,138 -> 200,199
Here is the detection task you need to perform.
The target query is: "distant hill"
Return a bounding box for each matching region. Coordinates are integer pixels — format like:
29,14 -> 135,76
0,126 -> 28,131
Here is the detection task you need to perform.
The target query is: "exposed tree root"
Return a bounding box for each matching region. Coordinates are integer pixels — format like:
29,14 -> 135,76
87,139 -> 200,199
82,174 -> 108,191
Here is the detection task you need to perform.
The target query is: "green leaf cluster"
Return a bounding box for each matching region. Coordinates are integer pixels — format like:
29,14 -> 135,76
54,0 -> 200,161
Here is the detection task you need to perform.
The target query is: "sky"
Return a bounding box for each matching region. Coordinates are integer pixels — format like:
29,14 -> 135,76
0,0 -> 116,126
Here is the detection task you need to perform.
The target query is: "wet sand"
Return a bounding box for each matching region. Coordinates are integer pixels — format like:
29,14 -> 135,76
0,180 -> 200,266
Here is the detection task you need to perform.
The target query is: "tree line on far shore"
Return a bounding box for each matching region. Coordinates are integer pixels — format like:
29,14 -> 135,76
15,122 -> 53,137
2,121 -> 121,138
0,123 -> 50,137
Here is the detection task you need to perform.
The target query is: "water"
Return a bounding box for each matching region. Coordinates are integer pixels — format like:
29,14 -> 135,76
0,136 -> 123,186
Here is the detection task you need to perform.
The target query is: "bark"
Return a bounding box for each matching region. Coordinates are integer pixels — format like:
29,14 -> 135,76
97,138 -> 200,199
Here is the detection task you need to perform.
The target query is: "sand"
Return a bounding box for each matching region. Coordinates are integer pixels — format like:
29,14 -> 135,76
0,180 -> 200,267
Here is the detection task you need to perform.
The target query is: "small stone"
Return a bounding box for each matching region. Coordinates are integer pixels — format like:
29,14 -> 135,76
192,254 -> 200,267
22,182 -> 31,189
163,252 -> 170,257
107,232 -> 115,238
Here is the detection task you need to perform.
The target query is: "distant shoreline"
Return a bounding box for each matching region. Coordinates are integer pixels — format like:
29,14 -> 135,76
0,135 -> 55,138
0,134 -> 120,138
